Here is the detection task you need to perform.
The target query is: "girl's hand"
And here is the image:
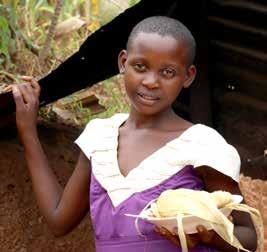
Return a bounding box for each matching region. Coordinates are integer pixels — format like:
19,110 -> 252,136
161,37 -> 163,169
12,76 -> 41,139
155,225 -> 215,248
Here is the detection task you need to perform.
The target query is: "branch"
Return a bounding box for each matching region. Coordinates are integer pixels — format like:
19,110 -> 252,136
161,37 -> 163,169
39,0 -> 64,62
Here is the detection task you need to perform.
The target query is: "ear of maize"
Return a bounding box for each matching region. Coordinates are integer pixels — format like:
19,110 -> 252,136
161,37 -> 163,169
150,189 -> 263,252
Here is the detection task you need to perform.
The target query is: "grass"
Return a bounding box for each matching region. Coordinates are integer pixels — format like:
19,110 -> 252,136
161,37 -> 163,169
93,75 -> 130,120
1,1 -> 134,126
46,74 -> 130,127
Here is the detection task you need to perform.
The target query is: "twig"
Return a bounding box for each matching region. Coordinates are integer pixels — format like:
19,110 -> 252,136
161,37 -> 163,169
39,0 -> 64,62
19,31 -> 40,56
0,71 -> 19,82
84,0 -> 91,23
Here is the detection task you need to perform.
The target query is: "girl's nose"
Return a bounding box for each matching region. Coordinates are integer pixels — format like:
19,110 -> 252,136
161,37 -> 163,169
141,72 -> 159,89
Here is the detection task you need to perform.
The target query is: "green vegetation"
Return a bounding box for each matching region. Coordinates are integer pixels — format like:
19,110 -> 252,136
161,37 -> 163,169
129,0 -> 140,7
95,76 -> 130,120
0,0 -> 134,125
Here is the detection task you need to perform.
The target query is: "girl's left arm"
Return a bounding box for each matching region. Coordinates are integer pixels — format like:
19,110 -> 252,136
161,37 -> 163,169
196,166 -> 258,252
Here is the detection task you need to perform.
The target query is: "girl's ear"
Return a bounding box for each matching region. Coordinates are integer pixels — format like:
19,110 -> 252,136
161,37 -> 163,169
183,65 -> 197,88
118,50 -> 127,74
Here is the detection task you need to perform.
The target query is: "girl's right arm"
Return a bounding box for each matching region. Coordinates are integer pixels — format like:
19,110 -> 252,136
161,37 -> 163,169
12,77 -> 90,236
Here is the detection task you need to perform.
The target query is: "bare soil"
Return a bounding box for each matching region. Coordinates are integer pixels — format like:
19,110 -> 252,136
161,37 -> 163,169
0,113 -> 266,251
0,122 -> 95,251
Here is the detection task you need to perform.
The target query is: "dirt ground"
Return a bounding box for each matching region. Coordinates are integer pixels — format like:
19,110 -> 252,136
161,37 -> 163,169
0,122 -> 95,251
0,118 -> 266,251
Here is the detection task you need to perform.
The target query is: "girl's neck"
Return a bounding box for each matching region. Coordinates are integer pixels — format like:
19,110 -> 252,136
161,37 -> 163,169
126,107 -> 180,130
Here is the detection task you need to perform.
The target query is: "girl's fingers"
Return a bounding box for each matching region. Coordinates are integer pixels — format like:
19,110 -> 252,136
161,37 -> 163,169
155,227 -> 181,247
21,76 -> 41,97
228,215 -> 233,222
21,75 -> 34,81
163,228 -> 181,247
186,233 -> 200,248
29,77 -> 41,97
19,84 -> 34,104
12,86 -> 24,108
154,226 -> 201,249
2,85 -> 12,92
196,225 -> 215,244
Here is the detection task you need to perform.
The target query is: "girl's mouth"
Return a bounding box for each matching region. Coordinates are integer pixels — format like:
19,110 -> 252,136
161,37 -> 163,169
137,92 -> 160,101
136,92 -> 160,106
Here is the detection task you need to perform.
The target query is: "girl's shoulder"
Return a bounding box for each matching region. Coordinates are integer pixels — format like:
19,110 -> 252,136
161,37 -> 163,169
180,124 -> 241,183
180,123 -> 240,162
75,113 -> 128,158
181,124 -> 228,145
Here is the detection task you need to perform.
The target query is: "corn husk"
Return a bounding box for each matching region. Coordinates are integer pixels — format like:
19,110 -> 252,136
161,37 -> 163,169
151,189 -> 263,252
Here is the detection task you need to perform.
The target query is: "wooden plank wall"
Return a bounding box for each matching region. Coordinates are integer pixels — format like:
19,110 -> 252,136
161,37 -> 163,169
207,0 -> 267,178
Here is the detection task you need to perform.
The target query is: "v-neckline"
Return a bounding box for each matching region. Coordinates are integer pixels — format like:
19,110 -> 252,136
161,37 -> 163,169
114,115 -> 199,179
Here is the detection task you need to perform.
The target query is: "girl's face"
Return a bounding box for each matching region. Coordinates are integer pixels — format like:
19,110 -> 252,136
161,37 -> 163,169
118,32 -> 196,116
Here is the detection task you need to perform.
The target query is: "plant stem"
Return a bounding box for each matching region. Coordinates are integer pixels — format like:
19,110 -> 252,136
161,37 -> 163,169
39,0 -> 64,63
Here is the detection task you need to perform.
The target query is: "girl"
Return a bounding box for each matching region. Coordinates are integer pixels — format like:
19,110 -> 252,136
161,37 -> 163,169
12,16 -> 257,251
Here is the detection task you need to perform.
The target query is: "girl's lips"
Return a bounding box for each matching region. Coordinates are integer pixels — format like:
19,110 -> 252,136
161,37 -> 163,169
137,92 -> 160,101
137,92 -> 160,106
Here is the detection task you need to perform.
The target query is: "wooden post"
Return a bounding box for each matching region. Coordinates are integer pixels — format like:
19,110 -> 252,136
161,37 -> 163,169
189,0 -> 213,126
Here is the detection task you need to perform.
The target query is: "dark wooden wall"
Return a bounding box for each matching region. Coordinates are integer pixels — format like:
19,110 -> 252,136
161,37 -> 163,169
207,0 -> 267,178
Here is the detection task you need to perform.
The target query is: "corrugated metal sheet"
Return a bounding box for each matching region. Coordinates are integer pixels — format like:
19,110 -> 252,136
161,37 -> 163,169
208,0 -> 267,102
207,0 -> 267,176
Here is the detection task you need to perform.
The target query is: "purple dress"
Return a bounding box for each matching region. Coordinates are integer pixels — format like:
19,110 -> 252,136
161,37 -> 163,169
90,165 -> 216,252
76,113 -> 240,252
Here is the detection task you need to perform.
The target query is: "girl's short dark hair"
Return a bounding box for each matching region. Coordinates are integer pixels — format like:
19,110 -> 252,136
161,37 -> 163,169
127,16 -> 196,66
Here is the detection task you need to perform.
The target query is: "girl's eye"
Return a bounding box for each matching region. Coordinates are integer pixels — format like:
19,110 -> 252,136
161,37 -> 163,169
161,68 -> 176,78
133,63 -> 146,72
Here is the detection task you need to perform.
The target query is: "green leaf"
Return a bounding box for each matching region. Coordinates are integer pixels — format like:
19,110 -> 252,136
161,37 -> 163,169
39,5 -> 55,13
0,16 -> 12,66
